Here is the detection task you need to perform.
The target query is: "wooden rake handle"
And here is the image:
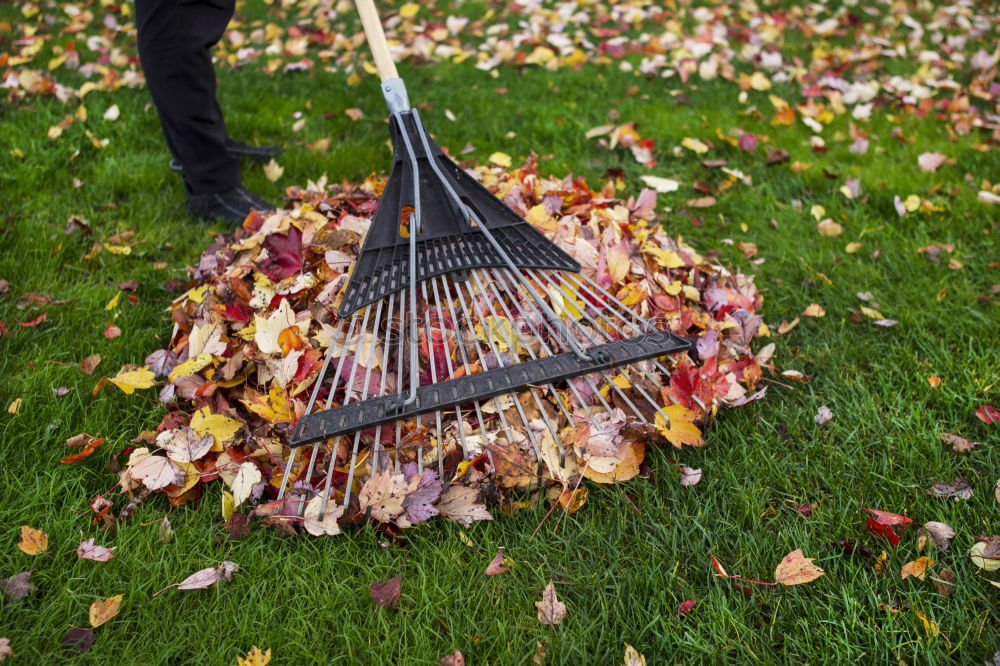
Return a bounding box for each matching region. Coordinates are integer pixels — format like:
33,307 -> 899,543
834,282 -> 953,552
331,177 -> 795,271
354,0 -> 398,81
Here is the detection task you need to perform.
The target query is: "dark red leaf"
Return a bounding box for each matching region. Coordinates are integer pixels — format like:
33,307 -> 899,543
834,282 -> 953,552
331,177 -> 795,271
976,405 -> 999,424
260,225 -> 303,279
62,627 -> 94,654
370,574 -> 401,608
678,599 -> 697,615
865,518 -> 901,546
832,541 -> 874,559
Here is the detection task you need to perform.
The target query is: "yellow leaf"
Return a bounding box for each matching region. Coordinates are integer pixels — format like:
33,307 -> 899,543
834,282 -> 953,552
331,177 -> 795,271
616,281 -> 646,307
774,549 -> 825,586
901,556 -> 934,581
102,243 -> 132,255
222,490 -> 236,520
190,407 -> 242,451
927,374 -> 941,388
525,204 -> 556,231
253,298 -> 298,356
7,398 -> 22,414
914,610 -> 939,637
167,353 -> 214,382
845,242 -> 863,253
749,71 -> 772,90
105,292 -> 120,311
681,137 -> 708,154
488,152 -> 512,168
802,303 -> 825,317
108,366 -> 156,395
816,219 -> 843,237
547,284 -> 585,320
263,159 -> 283,182
810,205 -> 826,220
17,525 -> 48,555
860,306 -> 884,320
654,406 -> 703,447
904,194 -> 921,212
398,2 -> 419,18
185,285 -> 209,304
643,244 -> 685,269
89,594 -> 123,628
606,242 -> 630,283
623,644 -> 647,666
243,384 -> 296,424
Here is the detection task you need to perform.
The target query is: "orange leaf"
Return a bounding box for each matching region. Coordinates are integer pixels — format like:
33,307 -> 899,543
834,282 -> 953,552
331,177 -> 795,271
901,556 -> 934,581
60,437 -> 105,464
17,526 -> 48,555
88,594 -> 123,628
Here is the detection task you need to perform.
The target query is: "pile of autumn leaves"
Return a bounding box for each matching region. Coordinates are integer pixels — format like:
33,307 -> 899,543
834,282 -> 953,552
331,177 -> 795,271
94,159 -> 768,535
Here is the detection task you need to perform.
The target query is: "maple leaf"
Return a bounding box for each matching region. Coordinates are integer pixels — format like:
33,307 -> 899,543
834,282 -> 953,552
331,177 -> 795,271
261,225 -> 303,279
131,454 -> 184,491
302,496 -> 344,537
17,526 -> 47,555
535,580 -> 567,625
774,549 -> 825,586
654,406 -> 703,447
189,408 -> 243,450
262,158 -> 284,182
108,366 -> 156,394
76,538 -> 115,562
400,466 -> 442,526
369,574 -> 401,608
624,644 -> 647,665
156,427 -> 213,463
89,594 -> 123,628
359,470 -> 418,523
237,647 -> 272,666
436,485 -> 493,528
231,461 -> 262,507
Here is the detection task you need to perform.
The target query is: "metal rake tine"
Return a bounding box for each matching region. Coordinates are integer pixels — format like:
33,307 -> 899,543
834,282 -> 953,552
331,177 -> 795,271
459,273 -> 551,462
371,292 -> 397,475
393,281 -> 407,473
465,270 -> 566,462
434,274 -> 487,457
340,296 -> 387,511
429,276 -> 473,458
420,280 -> 446,480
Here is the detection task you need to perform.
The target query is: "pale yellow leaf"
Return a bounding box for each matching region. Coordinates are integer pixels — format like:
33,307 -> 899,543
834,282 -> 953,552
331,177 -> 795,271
774,549 -> 825,586
88,594 -> 123,628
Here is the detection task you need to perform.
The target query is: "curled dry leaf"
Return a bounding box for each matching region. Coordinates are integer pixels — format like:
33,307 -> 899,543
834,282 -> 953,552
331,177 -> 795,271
1,571 -> 33,601
76,538 -> 115,562
814,405 -> 833,425
88,594 -> 123,628
931,567 -> 955,596
926,478 -> 972,501
940,432 -> 980,452
923,522 -> 955,550
623,644 -> 647,665
484,548 -> 510,575
535,580 -> 567,625
161,561 -> 239,593
0,638 -> 10,661
231,461 -> 262,507
679,466 -> 702,487
802,303 -> 825,317
17,526 -> 47,555
438,649 -> 465,666
302,496 -> 344,537
774,549 -> 825,586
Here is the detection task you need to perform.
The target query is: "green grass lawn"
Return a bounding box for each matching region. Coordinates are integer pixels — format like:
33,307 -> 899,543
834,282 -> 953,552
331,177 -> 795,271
1,0 -> 998,663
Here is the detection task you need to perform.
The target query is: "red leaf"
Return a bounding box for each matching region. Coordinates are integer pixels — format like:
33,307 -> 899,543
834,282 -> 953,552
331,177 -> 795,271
60,437 -> 105,464
104,322 -> 122,339
863,508 -> 912,526
484,549 -> 509,576
678,599 -> 697,615
19,312 -> 47,327
738,132 -> 757,153
865,518 -> 901,546
260,226 -> 303,279
976,405 -> 999,424
218,301 -> 251,322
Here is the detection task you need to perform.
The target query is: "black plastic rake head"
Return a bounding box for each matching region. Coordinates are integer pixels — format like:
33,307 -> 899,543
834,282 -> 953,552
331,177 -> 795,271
338,109 -> 581,316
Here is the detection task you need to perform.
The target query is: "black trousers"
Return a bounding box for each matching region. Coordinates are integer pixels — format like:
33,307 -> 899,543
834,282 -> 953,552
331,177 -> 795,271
135,0 -> 240,195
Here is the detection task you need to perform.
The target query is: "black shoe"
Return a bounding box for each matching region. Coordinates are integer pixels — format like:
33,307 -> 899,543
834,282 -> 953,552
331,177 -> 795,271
169,139 -> 282,172
187,186 -> 276,224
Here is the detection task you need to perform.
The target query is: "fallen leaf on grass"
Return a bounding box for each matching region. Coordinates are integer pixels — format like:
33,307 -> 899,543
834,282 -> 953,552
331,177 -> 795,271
976,405 -> 999,424
535,580 -> 567,625
158,561 -> 239,594
816,219 -> 843,237
80,354 -> 102,374
1,571 -> 33,601
678,600 -> 697,616
864,508 -> 911,546
237,646 -> 272,666
302,496 -> 344,537
917,152 -> 947,172
108,366 -> 156,394
88,594 -> 123,628
803,303 -> 825,317
436,486 -> 493,527
17,526 -> 47,555
655,406 -> 703,447
679,466 -> 702,487
940,432 -> 980,452
814,406 -> 832,425
639,175 -> 679,193
926,478 -> 972,501
263,159 -> 283,182
61,435 -> 105,464
370,574 -> 401,608
914,609 -> 938,637
623,644 -> 647,665
931,568 -> 955,596
61,627 -> 94,654
901,556 -> 934,581
488,152 -> 512,168
484,549 -> 510,575
104,322 -> 122,339
438,649 -> 465,666
969,537 -> 1000,572
774,549 -> 825,586
7,398 -> 21,415
0,638 -> 10,661
77,538 -> 115,562
923,522 -> 955,550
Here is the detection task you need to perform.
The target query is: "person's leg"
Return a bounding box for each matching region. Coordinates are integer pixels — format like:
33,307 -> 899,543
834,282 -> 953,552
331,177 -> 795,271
135,0 -> 239,195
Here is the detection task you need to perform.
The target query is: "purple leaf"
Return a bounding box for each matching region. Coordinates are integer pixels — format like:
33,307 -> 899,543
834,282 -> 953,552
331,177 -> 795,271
401,464 -> 443,525
261,226 -> 303,279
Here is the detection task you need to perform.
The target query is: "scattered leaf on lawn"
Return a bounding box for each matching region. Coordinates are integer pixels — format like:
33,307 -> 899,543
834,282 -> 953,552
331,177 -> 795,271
60,435 -> 105,464
923,522 -> 955,550
940,432 -> 980,452
969,538 -> 1000,572
814,405 -> 833,425
438,649 -> 465,666
774,549 -> 825,586
0,638 -> 10,661
484,549 -> 509,575
926,478 -> 972,501
901,556 -> 934,581
370,574 -> 401,608
803,303 -> 825,317
88,594 -> 123,628
679,466 -> 702,487
931,567 -> 955,596
678,600 -> 697,616
161,561 -> 239,593
1,571 -> 33,601
237,646 -> 272,666
80,354 -> 102,375
975,405 -> 999,424
263,159 -> 284,182
77,538 -> 115,562
61,627 -> 94,654
535,580 -> 567,625
913,609 -> 938,637
623,644 -> 647,665
17,526 -> 47,555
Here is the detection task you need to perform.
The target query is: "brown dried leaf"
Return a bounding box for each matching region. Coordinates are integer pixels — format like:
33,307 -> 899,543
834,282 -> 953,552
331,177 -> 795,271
369,574 -> 401,608
484,548 -> 510,576
535,580 -> 567,625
